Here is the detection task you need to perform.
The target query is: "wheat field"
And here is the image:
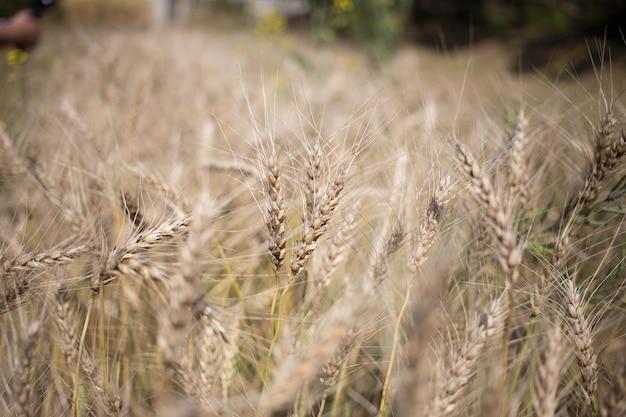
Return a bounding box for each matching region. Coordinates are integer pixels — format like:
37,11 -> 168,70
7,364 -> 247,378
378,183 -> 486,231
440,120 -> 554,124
1,21 -> 625,417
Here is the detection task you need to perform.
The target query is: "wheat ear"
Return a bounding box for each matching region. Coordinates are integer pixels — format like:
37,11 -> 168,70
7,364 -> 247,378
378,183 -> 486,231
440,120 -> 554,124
126,164 -> 192,215
532,323 -> 564,417
455,143 -> 521,358
372,222 -> 405,287
11,321 -> 40,417
190,297 -> 230,402
408,174 -> 452,271
98,215 -> 191,287
578,110 -> 625,208
3,244 -> 90,275
290,164 -> 347,278
507,107 -> 530,207
261,278 -> 369,416
455,144 -> 521,281
305,142 -> 324,222
565,279 -> 598,409
0,244 -> 89,314
158,192 -> 215,403
305,203 -> 358,314
265,150 -> 287,272
431,294 -> 506,417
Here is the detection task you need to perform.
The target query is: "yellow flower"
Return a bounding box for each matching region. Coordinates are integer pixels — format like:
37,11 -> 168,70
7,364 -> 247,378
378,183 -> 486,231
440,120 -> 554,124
6,49 -> 29,68
256,10 -> 286,35
333,0 -> 354,13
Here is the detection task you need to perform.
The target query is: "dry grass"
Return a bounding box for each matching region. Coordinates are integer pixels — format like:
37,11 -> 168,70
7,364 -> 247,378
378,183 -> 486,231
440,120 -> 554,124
0,21 -> 625,417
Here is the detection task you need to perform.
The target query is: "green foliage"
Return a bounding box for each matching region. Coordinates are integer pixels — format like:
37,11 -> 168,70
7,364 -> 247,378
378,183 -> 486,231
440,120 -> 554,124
311,0 -> 413,61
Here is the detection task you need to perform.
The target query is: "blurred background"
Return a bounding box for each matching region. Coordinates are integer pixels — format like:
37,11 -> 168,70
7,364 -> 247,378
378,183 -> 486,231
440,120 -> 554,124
23,0 -> 621,62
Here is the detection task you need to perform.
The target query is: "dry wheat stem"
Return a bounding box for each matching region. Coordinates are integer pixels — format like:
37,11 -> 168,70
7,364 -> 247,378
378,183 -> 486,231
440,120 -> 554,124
54,288 -> 121,416
394,264 -> 450,417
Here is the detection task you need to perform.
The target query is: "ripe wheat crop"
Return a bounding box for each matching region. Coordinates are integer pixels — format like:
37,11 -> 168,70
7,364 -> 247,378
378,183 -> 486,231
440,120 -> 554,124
0,24 -> 625,417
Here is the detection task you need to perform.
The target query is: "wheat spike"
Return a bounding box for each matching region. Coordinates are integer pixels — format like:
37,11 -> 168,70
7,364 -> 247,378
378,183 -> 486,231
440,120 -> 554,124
565,279 -> 598,408
532,323 -> 564,417
12,321 -> 41,417
409,174 -> 452,271
265,151 -> 287,272
455,143 -> 521,282
431,294 -> 506,417
578,110 -> 625,207
290,164 -> 347,278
